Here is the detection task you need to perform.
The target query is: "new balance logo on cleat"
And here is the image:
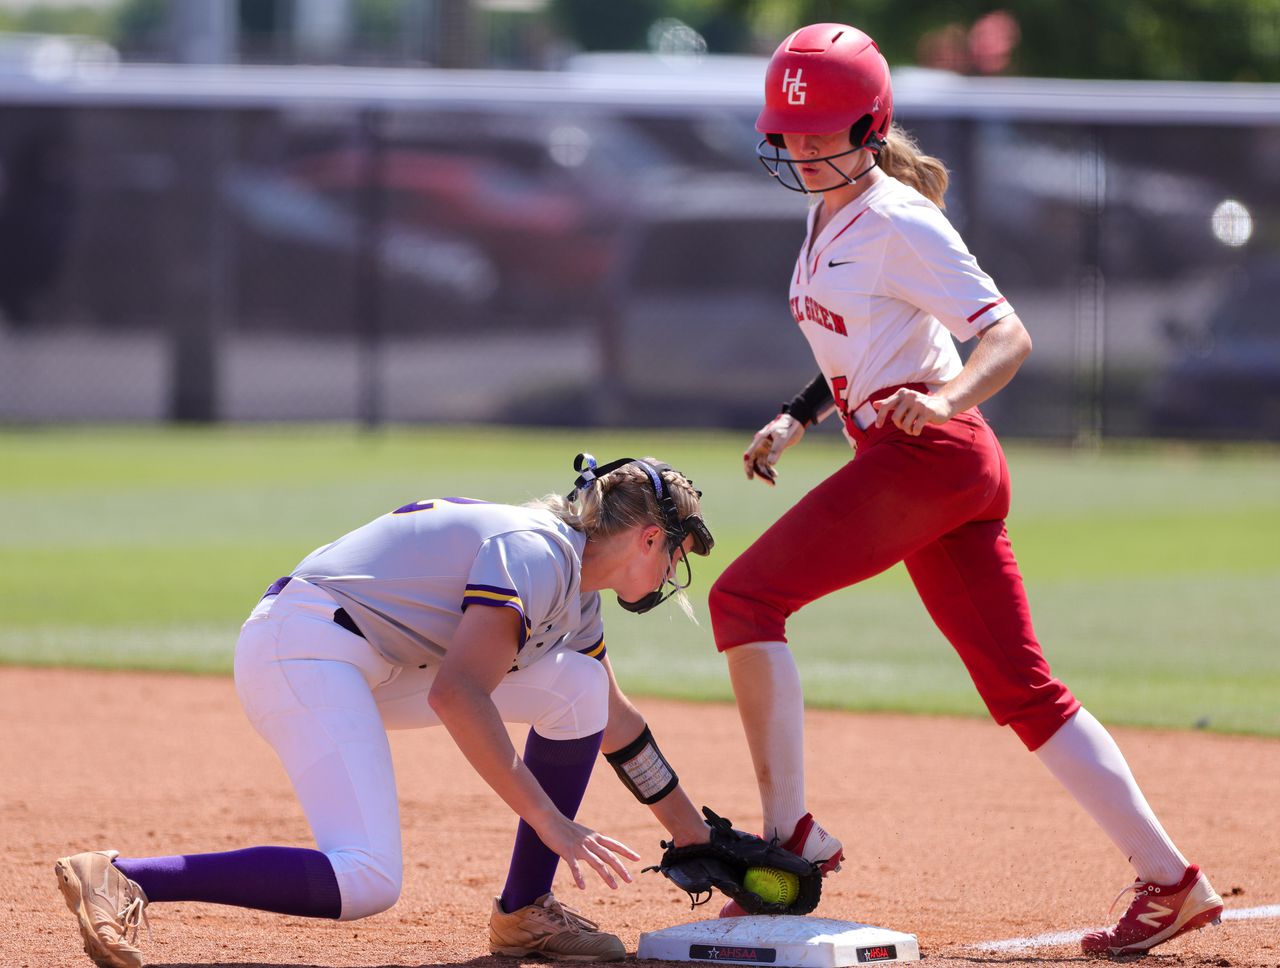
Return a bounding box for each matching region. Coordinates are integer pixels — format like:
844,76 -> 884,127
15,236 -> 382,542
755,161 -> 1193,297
1081,864 -> 1224,957
1137,901 -> 1174,927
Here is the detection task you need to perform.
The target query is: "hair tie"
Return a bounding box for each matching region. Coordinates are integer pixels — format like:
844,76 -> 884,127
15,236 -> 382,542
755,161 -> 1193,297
566,452 -> 599,500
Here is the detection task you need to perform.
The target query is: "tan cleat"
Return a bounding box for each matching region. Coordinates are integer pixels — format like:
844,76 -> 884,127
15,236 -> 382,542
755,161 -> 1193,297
54,850 -> 149,968
489,893 -> 625,961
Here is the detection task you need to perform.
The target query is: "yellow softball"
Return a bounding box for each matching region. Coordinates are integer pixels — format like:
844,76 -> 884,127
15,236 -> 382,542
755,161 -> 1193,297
743,866 -> 800,906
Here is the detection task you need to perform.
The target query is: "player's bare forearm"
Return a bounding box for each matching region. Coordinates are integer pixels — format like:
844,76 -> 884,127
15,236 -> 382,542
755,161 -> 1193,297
649,785 -> 711,845
433,681 -> 560,827
936,313 -> 1032,416
600,656 -> 646,753
429,607 -> 560,829
879,314 -> 1033,433
600,657 -> 709,845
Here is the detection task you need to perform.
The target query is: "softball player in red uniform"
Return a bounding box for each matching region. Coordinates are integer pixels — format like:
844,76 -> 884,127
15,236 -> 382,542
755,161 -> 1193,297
55,454 -> 714,968
708,23 -> 1223,957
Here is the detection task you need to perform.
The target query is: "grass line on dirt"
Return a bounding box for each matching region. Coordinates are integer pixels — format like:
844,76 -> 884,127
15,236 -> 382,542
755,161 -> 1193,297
2,425 -> 1277,735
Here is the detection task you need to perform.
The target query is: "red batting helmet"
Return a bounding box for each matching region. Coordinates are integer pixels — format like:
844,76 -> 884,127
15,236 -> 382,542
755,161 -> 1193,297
756,23 -> 893,149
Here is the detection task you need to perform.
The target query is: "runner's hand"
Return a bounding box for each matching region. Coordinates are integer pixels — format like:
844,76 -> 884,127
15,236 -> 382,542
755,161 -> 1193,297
743,414 -> 806,485
873,389 -> 954,436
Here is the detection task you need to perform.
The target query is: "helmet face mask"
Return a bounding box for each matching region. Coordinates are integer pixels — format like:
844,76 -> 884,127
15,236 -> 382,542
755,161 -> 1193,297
756,128 -> 884,194
754,23 -> 893,193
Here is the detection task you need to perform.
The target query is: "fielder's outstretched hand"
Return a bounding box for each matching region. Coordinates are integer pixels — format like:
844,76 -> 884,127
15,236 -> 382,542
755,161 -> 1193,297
534,815 -> 641,891
743,414 -> 805,485
873,388 -> 954,436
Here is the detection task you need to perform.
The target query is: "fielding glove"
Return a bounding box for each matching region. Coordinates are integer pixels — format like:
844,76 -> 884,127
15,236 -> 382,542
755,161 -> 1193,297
646,807 -> 822,915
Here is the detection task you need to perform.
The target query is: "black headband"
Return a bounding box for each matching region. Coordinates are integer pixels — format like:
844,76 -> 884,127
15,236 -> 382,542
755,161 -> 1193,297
567,452 -> 713,556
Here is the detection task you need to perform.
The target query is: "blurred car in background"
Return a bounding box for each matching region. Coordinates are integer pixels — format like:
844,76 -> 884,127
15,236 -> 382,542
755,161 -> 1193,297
1146,258 -> 1280,438
2,59 -> 1275,436
222,99 -> 792,335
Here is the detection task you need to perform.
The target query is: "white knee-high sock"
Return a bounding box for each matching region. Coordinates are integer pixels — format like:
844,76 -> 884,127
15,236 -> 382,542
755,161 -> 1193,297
1035,707 -> 1188,884
725,641 -> 808,841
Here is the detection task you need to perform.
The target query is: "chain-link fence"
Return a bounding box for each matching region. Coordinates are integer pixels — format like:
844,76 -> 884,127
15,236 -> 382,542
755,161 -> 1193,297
0,63 -> 1276,439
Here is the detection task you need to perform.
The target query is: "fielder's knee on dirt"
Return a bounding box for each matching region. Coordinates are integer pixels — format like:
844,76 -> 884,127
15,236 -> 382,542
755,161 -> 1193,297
330,849 -> 402,920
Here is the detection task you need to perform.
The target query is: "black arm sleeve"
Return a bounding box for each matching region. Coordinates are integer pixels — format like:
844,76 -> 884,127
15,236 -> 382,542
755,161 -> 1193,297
604,724 -> 679,805
779,373 -> 834,427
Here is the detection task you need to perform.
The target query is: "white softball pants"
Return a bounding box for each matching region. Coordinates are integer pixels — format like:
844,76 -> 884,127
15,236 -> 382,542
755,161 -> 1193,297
233,577 -> 609,921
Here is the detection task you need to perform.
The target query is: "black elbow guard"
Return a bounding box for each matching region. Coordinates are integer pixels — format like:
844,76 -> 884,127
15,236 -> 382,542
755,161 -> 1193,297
604,725 -> 678,805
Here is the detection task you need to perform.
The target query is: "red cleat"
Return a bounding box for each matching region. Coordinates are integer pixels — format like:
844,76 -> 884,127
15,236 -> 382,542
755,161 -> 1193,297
719,813 -> 844,918
780,813 -> 844,874
1081,864 -> 1223,957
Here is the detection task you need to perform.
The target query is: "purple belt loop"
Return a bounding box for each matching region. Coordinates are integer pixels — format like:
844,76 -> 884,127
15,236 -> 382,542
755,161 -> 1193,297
261,576 -> 293,600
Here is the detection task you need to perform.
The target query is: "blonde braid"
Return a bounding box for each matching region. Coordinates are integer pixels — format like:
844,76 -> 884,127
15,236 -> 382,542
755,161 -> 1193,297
531,459 -> 702,543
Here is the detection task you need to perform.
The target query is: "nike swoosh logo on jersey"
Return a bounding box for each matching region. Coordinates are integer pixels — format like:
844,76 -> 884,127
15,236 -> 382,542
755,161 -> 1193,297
828,259 -> 857,267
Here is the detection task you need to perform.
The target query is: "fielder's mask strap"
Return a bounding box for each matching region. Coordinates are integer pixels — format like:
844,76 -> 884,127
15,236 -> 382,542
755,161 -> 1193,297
566,451 -> 715,614
567,452 -> 713,557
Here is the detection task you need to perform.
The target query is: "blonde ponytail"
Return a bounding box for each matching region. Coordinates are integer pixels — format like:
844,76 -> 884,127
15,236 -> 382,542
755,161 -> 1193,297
879,122 -> 949,208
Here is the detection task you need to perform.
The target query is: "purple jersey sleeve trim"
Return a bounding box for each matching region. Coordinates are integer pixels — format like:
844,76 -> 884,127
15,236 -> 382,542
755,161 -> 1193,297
462,583 -> 531,650
262,575 -> 293,599
466,582 -> 522,597
461,597 -> 531,650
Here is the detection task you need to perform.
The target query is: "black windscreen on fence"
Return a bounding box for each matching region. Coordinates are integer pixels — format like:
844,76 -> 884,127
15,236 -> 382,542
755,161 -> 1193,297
0,66 -> 1275,439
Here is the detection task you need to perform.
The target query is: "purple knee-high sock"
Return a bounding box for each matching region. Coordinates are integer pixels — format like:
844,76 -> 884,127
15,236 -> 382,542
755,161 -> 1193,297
114,846 -> 342,919
499,728 -> 603,913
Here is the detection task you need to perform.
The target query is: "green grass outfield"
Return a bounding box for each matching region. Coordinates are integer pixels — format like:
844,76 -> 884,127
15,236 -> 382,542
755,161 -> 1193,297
3,425 -> 1278,736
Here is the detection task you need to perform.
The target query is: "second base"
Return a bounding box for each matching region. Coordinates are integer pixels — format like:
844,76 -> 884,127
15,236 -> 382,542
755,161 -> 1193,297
637,915 -> 920,966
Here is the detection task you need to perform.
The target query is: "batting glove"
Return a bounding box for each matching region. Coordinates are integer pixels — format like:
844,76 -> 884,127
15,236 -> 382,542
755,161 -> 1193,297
743,413 -> 805,486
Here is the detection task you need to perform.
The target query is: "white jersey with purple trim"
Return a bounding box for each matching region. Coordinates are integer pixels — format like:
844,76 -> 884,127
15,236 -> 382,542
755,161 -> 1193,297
290,497 -> 604,671
788,175 -> 1015,436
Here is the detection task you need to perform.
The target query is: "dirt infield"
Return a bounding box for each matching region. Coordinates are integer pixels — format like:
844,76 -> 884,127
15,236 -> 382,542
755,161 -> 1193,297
6,665 -> 1278,968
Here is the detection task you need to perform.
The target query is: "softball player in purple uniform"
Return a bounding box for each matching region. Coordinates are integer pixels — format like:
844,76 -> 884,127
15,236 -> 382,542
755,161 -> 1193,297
707,23 -> 1223,956
55,454 -> 714,967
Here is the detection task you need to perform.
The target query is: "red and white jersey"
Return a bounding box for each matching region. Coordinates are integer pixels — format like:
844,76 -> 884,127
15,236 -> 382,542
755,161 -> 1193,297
787,175 -> 1014,439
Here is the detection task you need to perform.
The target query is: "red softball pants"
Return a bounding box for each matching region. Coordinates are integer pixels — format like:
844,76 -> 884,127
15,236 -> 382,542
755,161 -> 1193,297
708,403 -> 1079,751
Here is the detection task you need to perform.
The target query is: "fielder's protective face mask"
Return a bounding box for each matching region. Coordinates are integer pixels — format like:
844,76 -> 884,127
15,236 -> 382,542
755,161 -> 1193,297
567,452 -> 714,615
616,539 -> 694,615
